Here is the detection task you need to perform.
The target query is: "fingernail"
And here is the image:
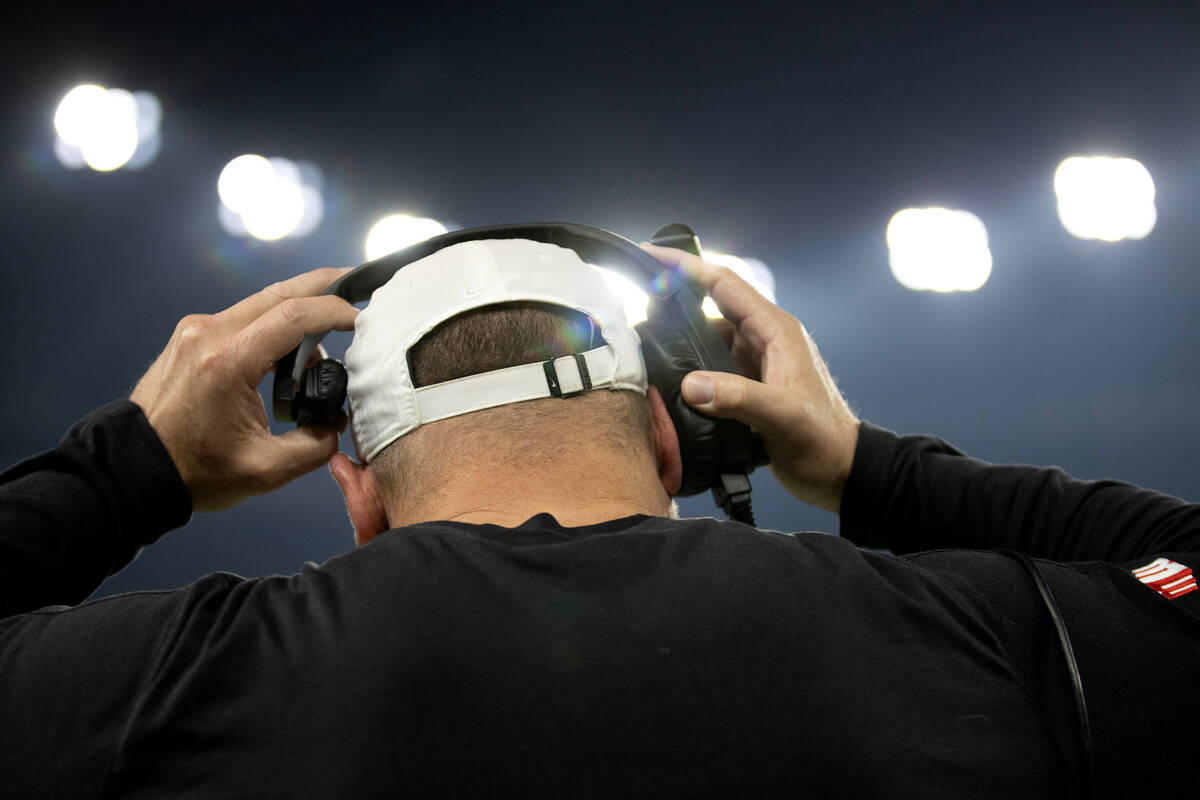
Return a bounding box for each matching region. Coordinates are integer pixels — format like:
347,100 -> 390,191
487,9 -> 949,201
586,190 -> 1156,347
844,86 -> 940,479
682,374 -> 714,405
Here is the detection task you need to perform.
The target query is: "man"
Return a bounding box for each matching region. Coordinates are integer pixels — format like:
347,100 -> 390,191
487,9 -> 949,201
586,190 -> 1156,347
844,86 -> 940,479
0,240 -> 1196,798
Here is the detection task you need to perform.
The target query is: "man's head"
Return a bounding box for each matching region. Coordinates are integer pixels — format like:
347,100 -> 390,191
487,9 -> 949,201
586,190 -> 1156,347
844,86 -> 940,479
328,240 -> 682,543
370,300 -> 663,510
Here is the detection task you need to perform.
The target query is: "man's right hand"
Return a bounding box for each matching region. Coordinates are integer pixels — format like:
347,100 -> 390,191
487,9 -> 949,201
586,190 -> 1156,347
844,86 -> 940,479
640,243 -> 861,514
130,267 -> 358,512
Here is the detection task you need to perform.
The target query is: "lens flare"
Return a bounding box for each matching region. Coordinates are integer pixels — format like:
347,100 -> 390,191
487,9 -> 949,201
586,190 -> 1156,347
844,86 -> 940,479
593,266 -> 650,326
217,155 -> 325,241
53,84 -> 161,172
218,155 -> 276,214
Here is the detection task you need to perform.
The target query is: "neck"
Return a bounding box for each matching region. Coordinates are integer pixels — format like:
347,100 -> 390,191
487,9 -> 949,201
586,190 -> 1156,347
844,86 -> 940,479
384,453 -> 675,529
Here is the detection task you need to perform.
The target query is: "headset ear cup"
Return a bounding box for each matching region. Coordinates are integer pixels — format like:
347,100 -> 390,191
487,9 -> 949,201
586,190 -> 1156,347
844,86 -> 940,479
295,358 -> 348,427
272,349 -> 301,422
635,317 -> 722,496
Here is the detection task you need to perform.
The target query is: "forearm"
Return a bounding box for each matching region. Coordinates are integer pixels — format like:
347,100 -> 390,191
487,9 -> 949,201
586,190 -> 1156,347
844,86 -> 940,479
0,400 -> 191,618
840,422 -> 1200,561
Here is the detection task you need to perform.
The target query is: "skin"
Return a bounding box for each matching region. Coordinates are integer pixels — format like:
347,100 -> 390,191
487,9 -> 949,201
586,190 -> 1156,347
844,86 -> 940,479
130,246 -> 861,542
328,385 -> 683,546
131,267 -> 358,511
638,243 -> 861,515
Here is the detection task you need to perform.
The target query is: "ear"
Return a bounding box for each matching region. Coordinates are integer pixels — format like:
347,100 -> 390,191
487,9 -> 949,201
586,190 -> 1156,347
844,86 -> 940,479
329,453 -> 391,547
647,385 -> 682,496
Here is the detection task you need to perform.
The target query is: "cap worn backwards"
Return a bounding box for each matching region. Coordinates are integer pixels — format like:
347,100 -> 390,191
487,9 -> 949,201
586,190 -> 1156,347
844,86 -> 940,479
345,238 -> 649,462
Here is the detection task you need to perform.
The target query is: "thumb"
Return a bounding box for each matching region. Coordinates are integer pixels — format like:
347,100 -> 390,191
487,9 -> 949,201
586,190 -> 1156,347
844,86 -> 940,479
681,371 -> 785,433
261,425 -> 342,489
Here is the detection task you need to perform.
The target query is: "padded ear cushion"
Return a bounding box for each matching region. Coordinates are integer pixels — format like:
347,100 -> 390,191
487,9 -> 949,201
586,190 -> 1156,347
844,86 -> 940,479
636,313 -> 759,496
296,359 -> 348,427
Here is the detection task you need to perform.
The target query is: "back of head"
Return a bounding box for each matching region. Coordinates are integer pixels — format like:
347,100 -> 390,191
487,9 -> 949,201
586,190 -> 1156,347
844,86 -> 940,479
369,301 -> 653,510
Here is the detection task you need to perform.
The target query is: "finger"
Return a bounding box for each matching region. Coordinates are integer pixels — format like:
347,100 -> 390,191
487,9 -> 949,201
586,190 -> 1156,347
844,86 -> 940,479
638,243 -> 717,285
679,370 -> 792,437
234,295 -> 359,381
257,424 -> 343,492
640,243 -> 776,327
217,266 -> 352,332
265,342 -> 330,375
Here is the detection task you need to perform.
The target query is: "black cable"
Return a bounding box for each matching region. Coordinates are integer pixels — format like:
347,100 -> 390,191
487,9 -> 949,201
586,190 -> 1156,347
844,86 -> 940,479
713,473 -> 755,525
1008,551 -> 1094,800
729,500 -> 755,527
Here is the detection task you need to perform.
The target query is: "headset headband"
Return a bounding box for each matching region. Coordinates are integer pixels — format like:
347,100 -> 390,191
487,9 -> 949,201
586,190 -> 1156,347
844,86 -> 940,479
290,222 -> 704,384
272,221 -> 768,523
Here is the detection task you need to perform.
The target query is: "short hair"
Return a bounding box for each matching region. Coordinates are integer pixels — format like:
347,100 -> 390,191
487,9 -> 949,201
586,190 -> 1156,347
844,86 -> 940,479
370,301 -> 653,507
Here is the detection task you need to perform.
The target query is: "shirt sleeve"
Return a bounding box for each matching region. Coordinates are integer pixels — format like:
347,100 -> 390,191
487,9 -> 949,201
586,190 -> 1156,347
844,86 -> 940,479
839,421 -> 1200,560
0,399 -> 192,619
0,570 -> 243,797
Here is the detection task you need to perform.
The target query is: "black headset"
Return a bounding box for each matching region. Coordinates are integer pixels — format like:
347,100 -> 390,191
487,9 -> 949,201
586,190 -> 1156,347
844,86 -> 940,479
272,222 -> 769,523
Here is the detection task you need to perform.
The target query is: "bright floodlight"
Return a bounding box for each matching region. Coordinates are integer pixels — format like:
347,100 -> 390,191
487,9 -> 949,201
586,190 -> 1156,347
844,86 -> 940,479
1054,156 -> 1156,241
593,249 -> 777,325
241,175 -> 304,241
83,88 -> 138,171
364,215 -> 448,260
54,85 -> 108,146
53,84 -> 161,171
704,252 -> 777,317
218,155 -> 274,212
217,155 -> 325,241
886,208 -> 992,293
593,266 -> 650,326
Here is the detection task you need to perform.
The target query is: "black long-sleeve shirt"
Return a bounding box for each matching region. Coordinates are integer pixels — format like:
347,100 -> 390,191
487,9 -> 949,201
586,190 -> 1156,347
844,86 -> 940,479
1,401 -> 1198,798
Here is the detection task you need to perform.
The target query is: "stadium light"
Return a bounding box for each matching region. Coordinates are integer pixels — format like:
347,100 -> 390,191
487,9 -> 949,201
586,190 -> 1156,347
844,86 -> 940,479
886,208 -> 992,293
703,252 -> 777,316
1054,156 -> 1156,242
217,155 -> 324,241
53,84 -> 162,171
593,267 -> 651,326
594,250 -> 776,326
364,215 -> 449,260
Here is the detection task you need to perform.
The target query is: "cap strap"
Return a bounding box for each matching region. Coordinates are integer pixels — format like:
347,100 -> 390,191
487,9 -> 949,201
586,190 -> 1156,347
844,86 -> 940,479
414,345 -> 617,425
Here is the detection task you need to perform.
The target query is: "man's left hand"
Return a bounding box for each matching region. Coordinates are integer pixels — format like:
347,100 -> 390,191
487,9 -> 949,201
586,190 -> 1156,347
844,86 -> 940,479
131,268 -> 358,511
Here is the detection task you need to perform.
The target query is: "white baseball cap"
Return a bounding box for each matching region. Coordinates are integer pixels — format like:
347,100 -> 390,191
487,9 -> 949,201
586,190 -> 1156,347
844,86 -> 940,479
345,238 -> 649,462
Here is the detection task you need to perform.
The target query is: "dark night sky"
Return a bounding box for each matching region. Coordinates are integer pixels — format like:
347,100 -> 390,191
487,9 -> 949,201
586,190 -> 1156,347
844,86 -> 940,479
1,1 -> 1198,596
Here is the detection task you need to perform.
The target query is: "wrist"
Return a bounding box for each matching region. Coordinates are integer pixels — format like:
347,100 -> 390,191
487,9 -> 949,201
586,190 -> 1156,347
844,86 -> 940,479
829,418 -> 862,513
